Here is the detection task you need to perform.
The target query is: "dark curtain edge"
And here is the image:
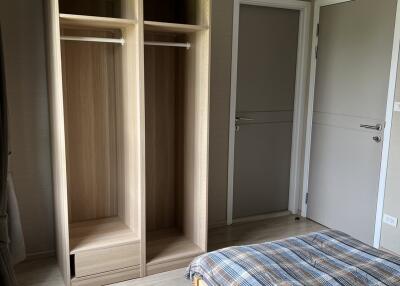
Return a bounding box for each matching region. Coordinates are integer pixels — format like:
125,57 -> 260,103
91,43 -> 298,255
0,24 -> 17,286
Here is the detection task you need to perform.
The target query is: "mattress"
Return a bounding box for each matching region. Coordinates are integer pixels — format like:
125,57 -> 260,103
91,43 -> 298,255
186,230 -> 400,286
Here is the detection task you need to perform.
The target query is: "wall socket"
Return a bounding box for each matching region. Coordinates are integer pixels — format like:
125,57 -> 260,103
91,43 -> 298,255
383,214 -> 398,227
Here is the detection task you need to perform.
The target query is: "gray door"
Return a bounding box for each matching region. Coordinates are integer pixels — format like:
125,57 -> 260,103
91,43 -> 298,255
308,0 -> 396,245
233,5 -> 300,219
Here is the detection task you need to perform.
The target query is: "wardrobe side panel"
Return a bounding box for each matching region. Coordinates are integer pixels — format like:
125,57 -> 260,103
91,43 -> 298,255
182,30 -> 210,251
117,25 -> 142,233
131,0 -> 147,277
44,0 -> 71,284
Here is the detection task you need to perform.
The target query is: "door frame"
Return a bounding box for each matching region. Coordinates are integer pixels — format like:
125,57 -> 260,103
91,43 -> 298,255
227,0 -> 311,225
301,0 -> 400,248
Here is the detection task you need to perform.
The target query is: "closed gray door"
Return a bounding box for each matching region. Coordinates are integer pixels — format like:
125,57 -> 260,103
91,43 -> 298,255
308,0 -> 396,245
233,5 -> 299,219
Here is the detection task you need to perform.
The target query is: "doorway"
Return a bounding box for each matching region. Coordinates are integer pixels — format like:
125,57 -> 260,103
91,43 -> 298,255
227,0 -> 311,224
302,0 -> 400,246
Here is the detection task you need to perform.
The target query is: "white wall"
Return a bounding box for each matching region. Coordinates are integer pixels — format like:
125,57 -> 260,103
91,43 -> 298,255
0,0 -> 54,256
207,0 -> 235,227
381,58 -> 400,254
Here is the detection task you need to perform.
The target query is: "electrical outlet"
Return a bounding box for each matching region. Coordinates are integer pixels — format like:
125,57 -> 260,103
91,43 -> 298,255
383,214 -> 398,227
394,102 -> 400,112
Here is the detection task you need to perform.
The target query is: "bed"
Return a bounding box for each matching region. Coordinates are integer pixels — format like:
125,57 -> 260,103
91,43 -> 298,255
186,230 -> 400,286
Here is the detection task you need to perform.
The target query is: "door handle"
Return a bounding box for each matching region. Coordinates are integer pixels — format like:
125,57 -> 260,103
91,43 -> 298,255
360,124 -> 383,131
235,117 -> 254,122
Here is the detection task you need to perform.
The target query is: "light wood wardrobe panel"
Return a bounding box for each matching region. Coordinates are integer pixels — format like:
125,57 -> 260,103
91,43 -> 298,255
61,31 -> 119,222
44,0 -> 71,284
182,30 -> 210,251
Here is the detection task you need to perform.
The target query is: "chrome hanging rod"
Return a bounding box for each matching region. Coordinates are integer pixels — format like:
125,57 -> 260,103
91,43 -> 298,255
60,36 -> 125,45
60,37 -> 190,49
144,41 -> 191,49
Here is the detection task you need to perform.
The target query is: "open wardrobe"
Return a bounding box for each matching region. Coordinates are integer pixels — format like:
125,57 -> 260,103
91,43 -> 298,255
44,0 -> 210,284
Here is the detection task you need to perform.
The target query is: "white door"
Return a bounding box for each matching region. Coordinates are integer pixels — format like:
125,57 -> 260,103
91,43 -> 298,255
233,5 -> 300,219
307,0 -> 397,245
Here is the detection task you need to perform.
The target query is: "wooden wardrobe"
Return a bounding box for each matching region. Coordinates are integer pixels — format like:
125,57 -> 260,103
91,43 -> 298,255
44,0 -> 210,285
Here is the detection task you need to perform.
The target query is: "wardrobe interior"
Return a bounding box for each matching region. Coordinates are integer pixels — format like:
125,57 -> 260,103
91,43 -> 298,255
143,0 -> 210,274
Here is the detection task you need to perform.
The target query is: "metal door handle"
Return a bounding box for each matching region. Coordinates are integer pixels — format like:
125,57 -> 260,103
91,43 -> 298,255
360,124 -> 383,131
236,117 -> 254,122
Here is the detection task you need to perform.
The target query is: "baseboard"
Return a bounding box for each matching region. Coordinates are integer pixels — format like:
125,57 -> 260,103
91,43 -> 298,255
208,220 -> 227,229
232,211 -> 292,225
25,250 -> 55,261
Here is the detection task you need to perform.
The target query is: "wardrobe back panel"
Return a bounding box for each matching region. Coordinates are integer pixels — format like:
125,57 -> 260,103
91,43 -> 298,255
143,0 -> 210,25
61,29 -> 121,223
59,0 -> 122,18
144,34 -> 184,232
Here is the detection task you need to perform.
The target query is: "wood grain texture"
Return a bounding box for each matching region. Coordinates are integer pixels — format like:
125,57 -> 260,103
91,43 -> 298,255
117,19 -> 143,237
69,217 -> 139,254
208,215 -> 326,251
60,14 -> 137,29
131,0 -> 147,278
61,29 -> 119,222
44,0 -> 71,284
146,228 -> 203,265
117,1 -> 147,276
144,21 -> 207,33
144,33 -> 180,232
147,256 -> 196,276
74,243 -> 140,277
182,27 -> 211,252
71,266 -> 140,286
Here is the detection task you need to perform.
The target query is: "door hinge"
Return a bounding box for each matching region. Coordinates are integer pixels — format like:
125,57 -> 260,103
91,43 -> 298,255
305,193 -> 309,205
315,23 -> 320,59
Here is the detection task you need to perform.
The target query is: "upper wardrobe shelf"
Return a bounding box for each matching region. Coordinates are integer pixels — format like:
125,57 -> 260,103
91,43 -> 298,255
59,13 -> 137,29
144,21 -> 208,33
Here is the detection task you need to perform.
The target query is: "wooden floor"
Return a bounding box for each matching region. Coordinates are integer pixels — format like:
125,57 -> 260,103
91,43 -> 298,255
15,215 -> 325,286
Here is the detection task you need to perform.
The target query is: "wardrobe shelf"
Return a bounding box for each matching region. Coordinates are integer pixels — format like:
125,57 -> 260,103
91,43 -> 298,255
144,21 -> 208,33
146,228 -> 203,266
69,217 -> 139,254
60,13 -> 137,29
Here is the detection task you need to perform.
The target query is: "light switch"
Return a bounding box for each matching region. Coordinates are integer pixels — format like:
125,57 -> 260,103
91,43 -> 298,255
383,214 -> 398,227
394,102 -> 400,112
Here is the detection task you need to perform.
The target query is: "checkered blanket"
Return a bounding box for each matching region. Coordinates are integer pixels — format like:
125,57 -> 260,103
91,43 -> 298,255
186,230 -> 400,285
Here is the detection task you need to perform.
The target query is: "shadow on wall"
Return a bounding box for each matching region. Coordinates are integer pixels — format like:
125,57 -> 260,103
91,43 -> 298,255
0,0 -> 54,256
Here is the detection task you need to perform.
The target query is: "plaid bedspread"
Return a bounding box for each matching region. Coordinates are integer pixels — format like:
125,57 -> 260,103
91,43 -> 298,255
186,230 -> 400,285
